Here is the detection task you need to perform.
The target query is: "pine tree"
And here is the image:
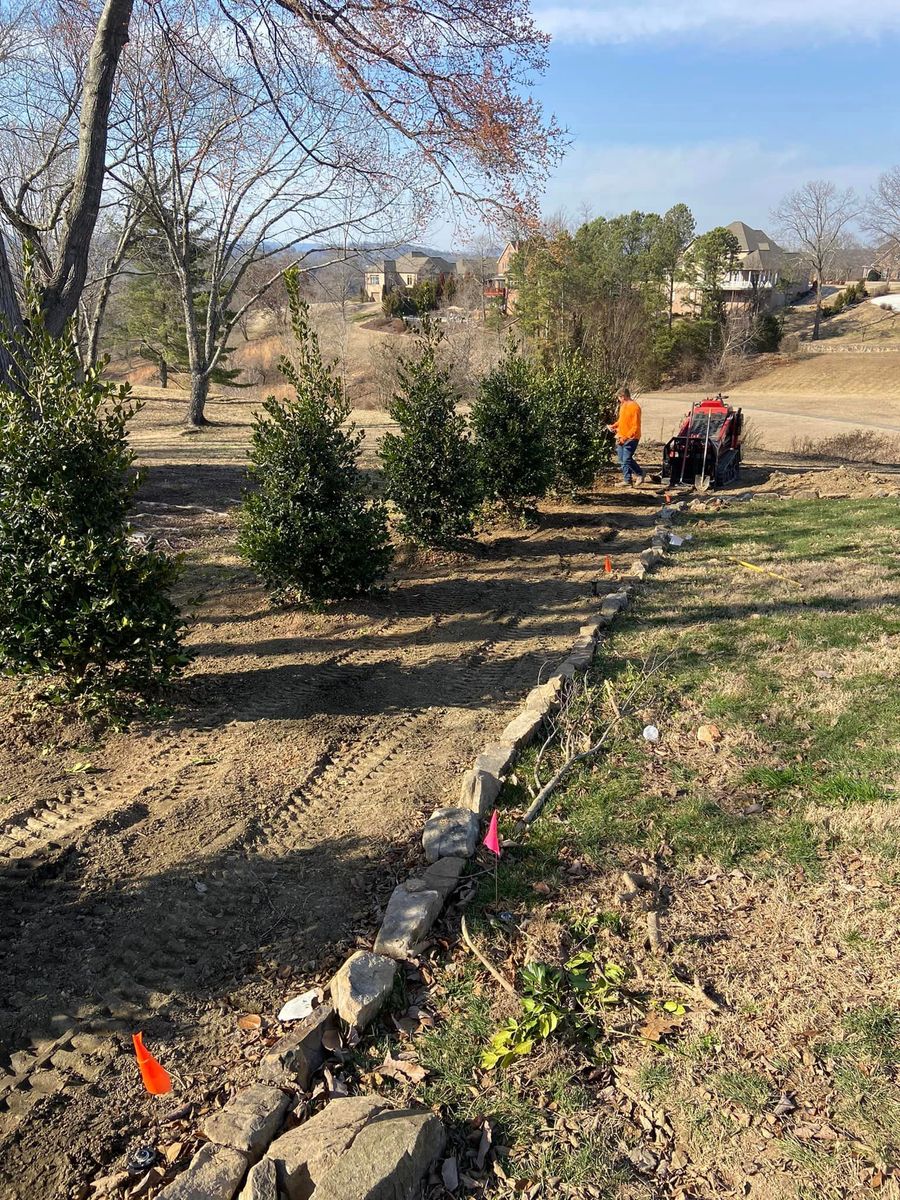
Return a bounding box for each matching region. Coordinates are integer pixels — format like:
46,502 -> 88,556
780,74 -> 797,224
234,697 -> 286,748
539,351 -> 608,493
114,210 -> 243,391
470,346 -> 550,515
381,323 -> 481,545
238,270 -> 393,604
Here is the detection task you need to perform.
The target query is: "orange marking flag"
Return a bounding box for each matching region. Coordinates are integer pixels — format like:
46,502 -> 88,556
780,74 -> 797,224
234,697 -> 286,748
132,1032 -> 172,1095
483,810 -> 501,858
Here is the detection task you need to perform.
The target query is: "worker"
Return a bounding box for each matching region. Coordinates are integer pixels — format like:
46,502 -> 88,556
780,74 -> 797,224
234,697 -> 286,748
608,387 -> 644,487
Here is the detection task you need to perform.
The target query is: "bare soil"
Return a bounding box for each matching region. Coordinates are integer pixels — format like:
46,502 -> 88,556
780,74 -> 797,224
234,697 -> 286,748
0,397 -> 661,1199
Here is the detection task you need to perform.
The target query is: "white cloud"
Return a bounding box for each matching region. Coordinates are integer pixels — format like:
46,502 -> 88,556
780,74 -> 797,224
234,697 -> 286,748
542,138 -> 875,231
535,0 -> 900,44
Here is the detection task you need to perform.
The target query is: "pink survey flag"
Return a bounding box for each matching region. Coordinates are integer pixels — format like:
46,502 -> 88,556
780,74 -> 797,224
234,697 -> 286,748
483,810 -> 501,858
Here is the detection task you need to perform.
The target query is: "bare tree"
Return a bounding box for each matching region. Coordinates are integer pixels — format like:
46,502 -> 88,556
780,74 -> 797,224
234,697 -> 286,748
115,13 -> 417,425
0,0 -> 134,377
0,0 -> 560,389
866,166 -> 900,271
772,180 -> 860,340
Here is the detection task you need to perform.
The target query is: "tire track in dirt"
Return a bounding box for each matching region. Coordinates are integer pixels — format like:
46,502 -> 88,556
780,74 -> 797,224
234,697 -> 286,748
0,493 -> 638,1192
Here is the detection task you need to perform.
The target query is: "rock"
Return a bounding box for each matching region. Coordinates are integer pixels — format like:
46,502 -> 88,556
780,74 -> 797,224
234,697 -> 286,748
205,1085 -> 290,1162
600,592 -> 627,617
374,882 -> 443,960
548,660 -> 577,682
566,637 -> 595,668
239,1158 -> 277,1200
420,856 -> 464,899
524,681 -> 561,715
258,1005 -> 337,1090
629,562 -> 647,580
459,767 -> 501,816
422,808 -> 479,863
498,709 -> 545,750
155,1144 -> 247,1200
475,744 -> 516,778
329,952 -> 397,1030
580,621 -> 603,638
266,1096 -> 384,1200
313,1108 -> 446,1200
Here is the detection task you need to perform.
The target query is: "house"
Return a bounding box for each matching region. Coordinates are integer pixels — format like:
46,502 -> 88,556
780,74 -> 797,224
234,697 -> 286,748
674,221 -> 809,314
472,240 -> 519,309
363,251 -> 456,301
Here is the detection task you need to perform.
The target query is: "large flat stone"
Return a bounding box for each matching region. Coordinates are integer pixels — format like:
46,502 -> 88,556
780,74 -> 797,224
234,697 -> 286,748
374,882 -> 443,960
265,1096 -> 385,1200
329,952 -> 397,1030
498,709 -> 545,751
239,1158 -> 277,1200
205,1085 -> 290,1161
524,679 -> 563,715
600,592 -> 628,617
474,745 -> 516,778
459,767 -> 501,816
422,808 -> 479,863
258,1005 -> 337,1090
420,856 -> 464,900
155,1143 -> 247,1200
313,1108 -> 446,1200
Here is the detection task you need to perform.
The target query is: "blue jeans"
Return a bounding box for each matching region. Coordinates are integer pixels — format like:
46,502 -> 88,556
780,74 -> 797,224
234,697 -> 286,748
617,438 -> 643,483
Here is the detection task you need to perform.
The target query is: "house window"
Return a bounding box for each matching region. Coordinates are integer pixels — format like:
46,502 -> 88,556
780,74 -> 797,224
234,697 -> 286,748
405,275 -> 415,285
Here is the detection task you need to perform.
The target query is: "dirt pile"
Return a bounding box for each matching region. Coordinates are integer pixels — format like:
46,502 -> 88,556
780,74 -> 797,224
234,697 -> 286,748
754,465 -> 900,498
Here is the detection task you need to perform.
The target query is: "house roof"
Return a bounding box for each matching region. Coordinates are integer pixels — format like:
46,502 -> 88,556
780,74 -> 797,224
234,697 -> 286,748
725,220 -> 790,269
394,253 -> 454,274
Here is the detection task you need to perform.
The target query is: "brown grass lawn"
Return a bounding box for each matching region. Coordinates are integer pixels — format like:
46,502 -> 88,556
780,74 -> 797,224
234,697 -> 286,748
366,477 -> 900,1200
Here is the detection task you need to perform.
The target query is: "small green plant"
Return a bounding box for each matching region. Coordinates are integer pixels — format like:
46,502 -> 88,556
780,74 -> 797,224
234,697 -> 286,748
481,943 -> 628,1070
239,269 -> 393,604
381,322 -> 481,546
0,286 -> 185,716
538,350 -> 609,493
470,346 -> 551,517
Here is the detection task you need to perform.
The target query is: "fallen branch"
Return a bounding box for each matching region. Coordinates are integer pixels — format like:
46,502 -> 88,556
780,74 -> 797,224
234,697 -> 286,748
460,915 -> 519,1000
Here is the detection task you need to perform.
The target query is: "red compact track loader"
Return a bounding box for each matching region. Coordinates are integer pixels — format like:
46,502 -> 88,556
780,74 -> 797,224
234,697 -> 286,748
662,394 -> 743,490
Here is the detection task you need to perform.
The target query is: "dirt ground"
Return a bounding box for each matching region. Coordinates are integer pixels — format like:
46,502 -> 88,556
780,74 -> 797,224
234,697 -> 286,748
0,397 -> 663,1198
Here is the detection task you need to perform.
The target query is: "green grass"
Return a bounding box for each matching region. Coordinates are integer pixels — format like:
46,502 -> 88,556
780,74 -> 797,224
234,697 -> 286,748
370,491 -> 899,1196
525,494 -> 900,877
711,1068 -> 773,1112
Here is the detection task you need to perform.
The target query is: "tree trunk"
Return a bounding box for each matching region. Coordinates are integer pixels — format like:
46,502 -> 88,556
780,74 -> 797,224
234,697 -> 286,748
158,359 -> 168,389
187,372 -> 210,426
0,227 -> 22,384
40,0 -> 135,337
812,278 -> 822,341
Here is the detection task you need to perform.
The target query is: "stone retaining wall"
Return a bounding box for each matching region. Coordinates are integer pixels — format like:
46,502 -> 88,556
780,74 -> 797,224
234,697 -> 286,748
144,494 -> 717,1200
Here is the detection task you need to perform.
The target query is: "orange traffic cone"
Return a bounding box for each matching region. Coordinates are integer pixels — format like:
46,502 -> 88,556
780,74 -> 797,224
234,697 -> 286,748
132,1032 -> 172,1095
604,555 -> 613,574
665,492 -> 672,504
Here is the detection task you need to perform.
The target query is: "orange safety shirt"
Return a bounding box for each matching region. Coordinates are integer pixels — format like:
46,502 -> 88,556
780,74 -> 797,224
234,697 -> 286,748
612,399 -> 641,442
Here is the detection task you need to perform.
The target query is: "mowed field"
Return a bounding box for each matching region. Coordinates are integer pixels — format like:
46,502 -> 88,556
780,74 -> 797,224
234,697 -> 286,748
642,352 -> 900,455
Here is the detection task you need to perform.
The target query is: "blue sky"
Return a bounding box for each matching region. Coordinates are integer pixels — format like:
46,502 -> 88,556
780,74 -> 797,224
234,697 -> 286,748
528,0 -> 900,236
